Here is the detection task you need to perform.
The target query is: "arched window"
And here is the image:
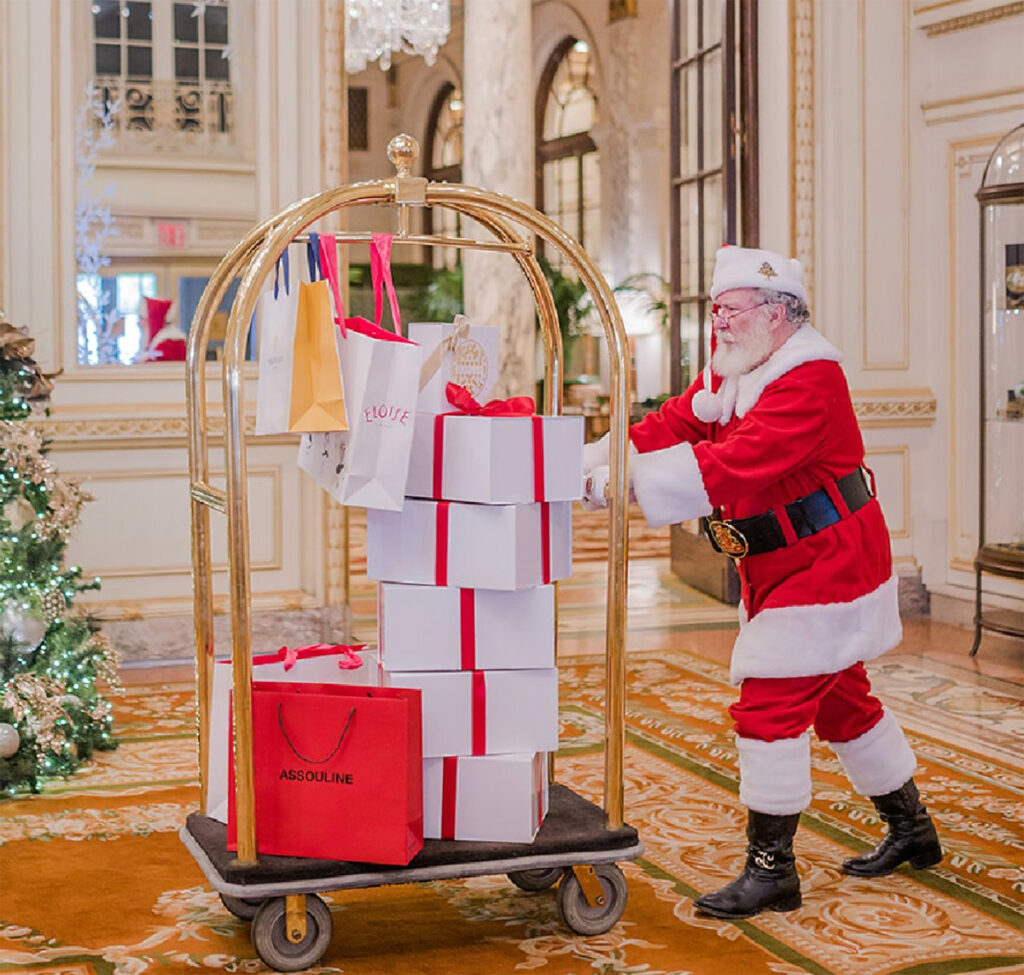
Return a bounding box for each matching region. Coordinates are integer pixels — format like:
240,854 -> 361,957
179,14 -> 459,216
423,82 -> 464,269
536,38 -> 599,270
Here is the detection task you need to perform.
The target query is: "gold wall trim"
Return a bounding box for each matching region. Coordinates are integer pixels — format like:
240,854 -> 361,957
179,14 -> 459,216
853,391 -> 938,426
919,0 -> 1024,35
28,412 -> 296,447
789,0 -> 815,305
922,84 -> 1024,112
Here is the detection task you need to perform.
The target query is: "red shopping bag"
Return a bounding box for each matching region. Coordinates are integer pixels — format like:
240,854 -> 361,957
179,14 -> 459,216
227,681 -> 423,865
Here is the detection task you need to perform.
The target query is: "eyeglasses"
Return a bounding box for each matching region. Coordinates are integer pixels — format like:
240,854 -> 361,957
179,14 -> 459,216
710,301 -> 770,325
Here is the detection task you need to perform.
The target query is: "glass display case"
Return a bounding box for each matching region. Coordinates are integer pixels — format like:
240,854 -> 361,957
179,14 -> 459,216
972,122 -> 1024,654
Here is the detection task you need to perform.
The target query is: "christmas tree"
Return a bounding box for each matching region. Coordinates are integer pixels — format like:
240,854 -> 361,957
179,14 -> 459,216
0,315 -> 120,796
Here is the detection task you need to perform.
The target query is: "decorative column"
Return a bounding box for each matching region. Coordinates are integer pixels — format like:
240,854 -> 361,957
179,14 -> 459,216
462,0 -> 535,398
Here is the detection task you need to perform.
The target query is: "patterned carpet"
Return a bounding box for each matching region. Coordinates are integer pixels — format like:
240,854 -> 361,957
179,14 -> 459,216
2,616 -> 1023,974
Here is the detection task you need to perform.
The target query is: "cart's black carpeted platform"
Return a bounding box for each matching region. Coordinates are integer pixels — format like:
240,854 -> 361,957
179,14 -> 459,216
186,783 -> 639,886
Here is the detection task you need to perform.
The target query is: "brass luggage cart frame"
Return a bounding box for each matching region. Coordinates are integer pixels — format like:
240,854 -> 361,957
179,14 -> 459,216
181,135 -> 639,970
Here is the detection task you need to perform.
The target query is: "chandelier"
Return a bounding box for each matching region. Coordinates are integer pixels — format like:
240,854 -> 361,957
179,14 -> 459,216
346,0 -> 451,73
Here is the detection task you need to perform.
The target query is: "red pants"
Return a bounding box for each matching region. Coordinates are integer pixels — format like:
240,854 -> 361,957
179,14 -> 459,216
729,662 -> 884,744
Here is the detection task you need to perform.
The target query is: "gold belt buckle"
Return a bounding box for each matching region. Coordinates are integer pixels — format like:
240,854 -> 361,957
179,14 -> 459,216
707,518 -> 750,559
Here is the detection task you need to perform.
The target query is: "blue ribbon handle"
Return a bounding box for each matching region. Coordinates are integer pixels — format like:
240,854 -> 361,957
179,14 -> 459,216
273,249 -> 290,299
306,232 -> 321,281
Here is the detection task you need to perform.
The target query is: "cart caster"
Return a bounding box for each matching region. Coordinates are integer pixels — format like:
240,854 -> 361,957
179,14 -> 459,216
219,893 -> 264,921
250,894 -> 332,972
508,867 -> 563,892
556,863 -> 628,936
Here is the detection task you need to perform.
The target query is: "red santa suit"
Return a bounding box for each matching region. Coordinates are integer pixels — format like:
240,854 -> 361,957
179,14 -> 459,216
621,325 -> 917,816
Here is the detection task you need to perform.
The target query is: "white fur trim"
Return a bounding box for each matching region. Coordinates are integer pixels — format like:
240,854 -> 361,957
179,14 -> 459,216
691,388 -> 722,423
830,709 -> 917,797
631,441 -> 713,528
711,246 -> 807,303
708,326 -> 842,425
691,364 -> 723,423
737,733 -> 812,814
730,574 -> 902,685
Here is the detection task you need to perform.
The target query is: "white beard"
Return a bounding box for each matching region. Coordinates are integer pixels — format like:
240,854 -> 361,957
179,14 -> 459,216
712,319 -> 776,378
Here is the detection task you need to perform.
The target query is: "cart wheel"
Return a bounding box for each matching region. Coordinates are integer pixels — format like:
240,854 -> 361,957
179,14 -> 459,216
556,864 -> 628,936
250,895 -> 332,972
508,867 -> 564,892
219,893 -> 264,921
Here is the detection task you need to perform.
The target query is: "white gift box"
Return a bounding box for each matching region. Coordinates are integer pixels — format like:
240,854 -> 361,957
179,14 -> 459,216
409,321 -> 499,414
406,412 -> 584,505
423,752 -> 549,843
380,666 -> 559,758
206,645 -> 380,822
379,583 -> 555,671
367,499 -> 572,590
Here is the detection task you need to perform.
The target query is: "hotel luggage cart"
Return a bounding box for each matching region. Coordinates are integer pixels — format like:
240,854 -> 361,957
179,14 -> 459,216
181,134 -> 642,971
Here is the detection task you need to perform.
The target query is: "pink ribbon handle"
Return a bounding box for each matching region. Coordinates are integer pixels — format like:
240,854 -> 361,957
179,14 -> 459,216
318,234 -> 346,337
370,233 -> 404,337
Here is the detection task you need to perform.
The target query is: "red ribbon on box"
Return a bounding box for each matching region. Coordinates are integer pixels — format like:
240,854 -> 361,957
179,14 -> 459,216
433,500 -> 552,587
432,383 -> 547,502
534,752 -> 545,832
441,755 -> 458,840
435,501 -> 451,586
460,589 -> 476,670
277,643 -> 367,672
432,382 -> 553,585
472,670 -> 487,756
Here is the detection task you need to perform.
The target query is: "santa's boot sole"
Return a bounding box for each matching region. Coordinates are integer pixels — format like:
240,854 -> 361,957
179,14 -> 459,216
842,845 -> 943,877
695,891 -> 802,920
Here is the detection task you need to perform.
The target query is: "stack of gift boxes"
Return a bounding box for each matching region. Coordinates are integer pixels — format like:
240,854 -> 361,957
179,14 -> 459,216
367,320 -> 584,844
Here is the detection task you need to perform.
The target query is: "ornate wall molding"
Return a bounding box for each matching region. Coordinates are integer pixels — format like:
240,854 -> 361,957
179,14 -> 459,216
790,0 -> 815,307
26,412 -> 299,448
852,389 -> 938,427
916,0 -> 1024,36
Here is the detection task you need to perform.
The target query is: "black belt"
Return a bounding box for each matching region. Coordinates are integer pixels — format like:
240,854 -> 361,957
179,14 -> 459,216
703,468 -> 874,559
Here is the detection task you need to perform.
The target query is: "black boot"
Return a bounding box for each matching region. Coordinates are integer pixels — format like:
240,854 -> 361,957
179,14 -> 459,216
842,778 -> 942,877
695,811 -> 802,919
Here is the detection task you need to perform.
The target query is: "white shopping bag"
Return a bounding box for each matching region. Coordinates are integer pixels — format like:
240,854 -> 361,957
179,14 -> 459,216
254,252 -> 301,435
204,642 -> 380,822
297,234 -> 422,511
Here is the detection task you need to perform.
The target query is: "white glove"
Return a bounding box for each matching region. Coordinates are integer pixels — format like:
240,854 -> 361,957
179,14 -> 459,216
582,433 -> 611,475
581,465 -> 610,511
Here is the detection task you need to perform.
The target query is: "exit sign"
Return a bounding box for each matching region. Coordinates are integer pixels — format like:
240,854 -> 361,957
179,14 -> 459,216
157,222 -> 187,248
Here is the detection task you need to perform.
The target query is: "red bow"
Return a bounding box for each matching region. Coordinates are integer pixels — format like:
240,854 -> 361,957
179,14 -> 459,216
444,382 -> 535,417
281,643 -> 367,671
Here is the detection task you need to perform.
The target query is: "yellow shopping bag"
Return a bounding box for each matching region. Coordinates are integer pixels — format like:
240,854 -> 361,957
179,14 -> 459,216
288,252 -> 349,433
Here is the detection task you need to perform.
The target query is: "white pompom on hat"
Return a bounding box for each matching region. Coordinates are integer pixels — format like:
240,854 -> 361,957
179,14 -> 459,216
710,245 -> 807,303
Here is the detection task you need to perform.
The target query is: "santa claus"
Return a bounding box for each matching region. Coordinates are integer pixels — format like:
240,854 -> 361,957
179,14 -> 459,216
583,244 -> 941,919
138,297 -> 186,363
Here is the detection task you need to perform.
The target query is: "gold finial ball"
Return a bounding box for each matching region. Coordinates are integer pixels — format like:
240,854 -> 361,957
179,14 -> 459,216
387,134 -> 420,177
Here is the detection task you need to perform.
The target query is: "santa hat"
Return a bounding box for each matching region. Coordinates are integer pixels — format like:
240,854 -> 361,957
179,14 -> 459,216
691,245 -> 807,423
709,244 -> 807,303
142,297 -> 174,344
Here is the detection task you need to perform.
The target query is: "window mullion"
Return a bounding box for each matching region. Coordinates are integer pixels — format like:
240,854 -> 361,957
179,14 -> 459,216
151,2 -> 172,81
